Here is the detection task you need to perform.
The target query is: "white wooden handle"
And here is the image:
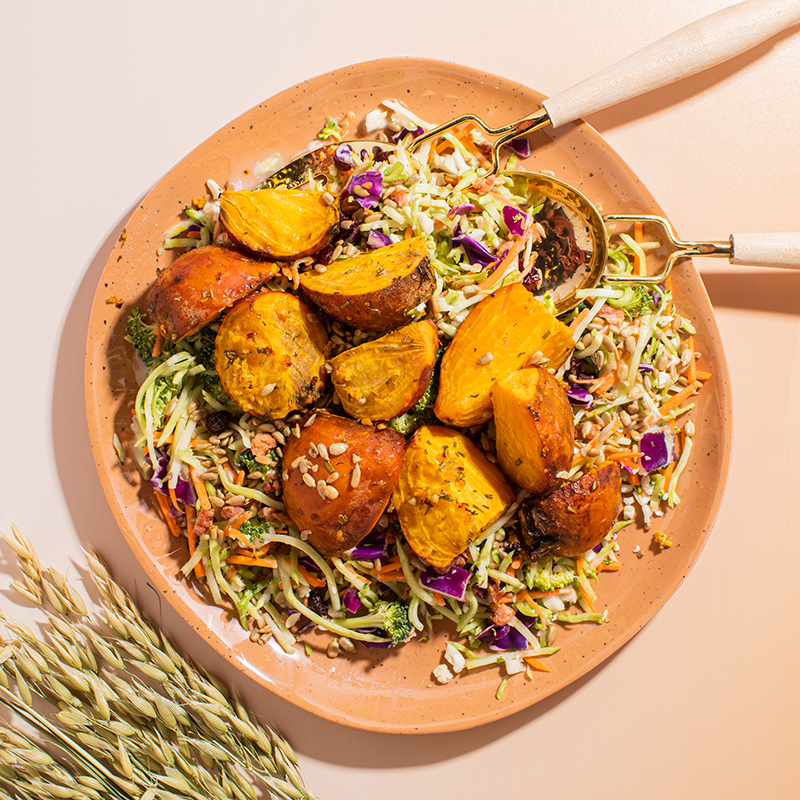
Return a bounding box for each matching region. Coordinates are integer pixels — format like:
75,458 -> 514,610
729,232 -> 800,267
542,0 -> 800,128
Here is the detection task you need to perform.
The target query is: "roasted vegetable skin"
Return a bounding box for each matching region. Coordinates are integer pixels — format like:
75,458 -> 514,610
281,411 -> 405,557
393,425 -> 515,569
517,462 -> 622,560
331,321 -> 439,421
146,245 -> 277,342
492,366 -> 575,495
219,188 -> 339,260
299,236 -> 435,331
214,292 -> 329,419
435,283 -> 574,427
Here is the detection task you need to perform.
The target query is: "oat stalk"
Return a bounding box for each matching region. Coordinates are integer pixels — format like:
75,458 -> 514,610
0,524 -> 319,800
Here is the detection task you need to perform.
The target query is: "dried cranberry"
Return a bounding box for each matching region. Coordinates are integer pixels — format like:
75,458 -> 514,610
205,411 -> 231,434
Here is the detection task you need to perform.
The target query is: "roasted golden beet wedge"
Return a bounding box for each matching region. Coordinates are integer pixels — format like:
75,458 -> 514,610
299,237 -> 435,331
517,462 -> 622,560
393,425 -> 515,569
219,188 -> 339,260
492,366 -> 575,495
331,320 -> 439,421
281,411 -> 405,556
215,292 -> 329,419
435,283 -> 574,427
146,245 -> 277,342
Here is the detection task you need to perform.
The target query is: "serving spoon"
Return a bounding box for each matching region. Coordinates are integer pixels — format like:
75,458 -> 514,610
261,0 -> 800,188
502,172 -> 800,314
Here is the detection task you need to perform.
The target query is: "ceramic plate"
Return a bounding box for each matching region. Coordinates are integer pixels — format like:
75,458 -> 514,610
85,58 -> 732,733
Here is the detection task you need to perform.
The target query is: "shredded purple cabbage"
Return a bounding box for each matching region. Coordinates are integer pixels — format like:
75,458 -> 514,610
478,612 -> 537,651
333,144 -> 355,171
452,226 -> 497,268
449,203 -> 476,217
347,171 -> 383,209
351,530 -> 387,560
365,229 -> 392,250
502,137 -> 531,158
640,429 -> 675,473
502,205 -> 527,237
342,588 -> 362,614
391,125 -> 424,144
150,447 -> 196,510
419,564 -> 471,601
565,385 -> 593,407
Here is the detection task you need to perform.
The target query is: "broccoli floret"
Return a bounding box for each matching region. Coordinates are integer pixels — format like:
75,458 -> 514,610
389,347 -> 443,437
237,516 -> 271,548
607,285 -> 653,318
186,326 -> 230,404
235,448 -> 263,474
340,600 -> 412,646
126,308 -> 166,367
526,555 -> 577,592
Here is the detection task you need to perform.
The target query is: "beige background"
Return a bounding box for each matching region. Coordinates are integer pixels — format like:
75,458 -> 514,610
2,1 -> 799,798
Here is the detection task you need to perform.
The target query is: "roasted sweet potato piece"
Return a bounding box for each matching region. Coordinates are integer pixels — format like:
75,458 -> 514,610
393,425 -> 515,569
517,462 -> 622,560
299,237 -> 435,331
219,188 -> 339,260
215,292 -> 329,419
492,366 -> 574,495
146,245 -> 277,342
330,321 -> 439,421
435,283 -> 574,427
281,411 -> 405,556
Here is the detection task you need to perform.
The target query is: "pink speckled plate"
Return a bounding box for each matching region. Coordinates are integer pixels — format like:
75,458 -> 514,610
85,58 -> 732,734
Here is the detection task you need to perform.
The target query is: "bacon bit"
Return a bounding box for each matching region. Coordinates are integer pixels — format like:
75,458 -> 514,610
251,432 -> 277,457
596,303 -> 625,326
491,603 -> 516,625
193,508 -> 215,536
472,174 -> 497,195
389,186 -> 409,208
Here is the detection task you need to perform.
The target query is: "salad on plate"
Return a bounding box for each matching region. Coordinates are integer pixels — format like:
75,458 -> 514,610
121,100 -> 710,692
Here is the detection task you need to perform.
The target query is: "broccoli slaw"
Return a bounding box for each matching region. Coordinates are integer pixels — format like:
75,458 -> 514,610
124,100 -> 710,689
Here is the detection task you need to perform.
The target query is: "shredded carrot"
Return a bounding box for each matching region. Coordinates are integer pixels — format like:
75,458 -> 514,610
695,369 -> 712,381
370,557 -> 402,576
432,592 -> 446,607
226,555 -> 278,569
223,514 -> 255,548
152,329 -> 163,359
476,216 -> 535,294
190,469 -> 211,511
373,570 -> 407,584
648,382 -> 699,424
167,483 -> 183,514
661,460 -> 676,489
338,110 -> 355,139
184,506 -> 205,578
520,587 -> 573,600
185,230 -> 201,240
605,450 -> 643,462
569,307 -> 591,334
235,469 -> 245,486
589,372 -> 615,396
225,564 -> 238,580
234,544 -> 271,559
154,492 -> 183,538
596,560 -> 621,573
523,655 -> 552,673
297,564 -> 326,588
